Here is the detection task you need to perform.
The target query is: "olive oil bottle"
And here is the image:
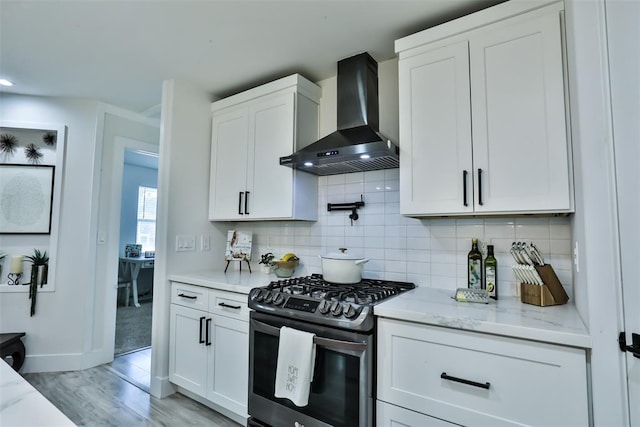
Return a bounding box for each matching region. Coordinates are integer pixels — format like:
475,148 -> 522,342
467,238 -> 482,289
484,245 -> 498,299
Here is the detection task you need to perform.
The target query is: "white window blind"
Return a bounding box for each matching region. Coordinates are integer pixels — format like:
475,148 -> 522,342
136,186 -> 157,252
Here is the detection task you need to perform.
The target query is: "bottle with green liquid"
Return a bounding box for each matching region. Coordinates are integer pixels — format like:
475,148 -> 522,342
467,238 -> 482,289
484,245 -> 498,299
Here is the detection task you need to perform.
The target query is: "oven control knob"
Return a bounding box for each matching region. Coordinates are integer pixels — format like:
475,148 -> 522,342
343,304 -> 361,319
251,289 -> 264,302
318,300 -> 331,314
272,293 -> 285,306
330,301 -> 343,316
263,291 -> 274,304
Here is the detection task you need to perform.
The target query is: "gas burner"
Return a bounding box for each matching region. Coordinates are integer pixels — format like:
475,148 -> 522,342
250,275 -> 415,331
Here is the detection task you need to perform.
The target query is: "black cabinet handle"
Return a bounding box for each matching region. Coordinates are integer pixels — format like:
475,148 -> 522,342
463,170 -> 468,207
619,332 -> 640,359
205,318 -> 212,346
244,191 -> 250,215
238,192 -> 244,215
178,293 -> 197,300
219,302 -> 241,310
441,372 -> 490,390
198,316 -> 205,344
477,168 -> 484,206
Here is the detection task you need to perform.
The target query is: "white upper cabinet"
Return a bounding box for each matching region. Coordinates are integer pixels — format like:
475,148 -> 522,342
396,1 -> 574,216
209,75 -> 321,221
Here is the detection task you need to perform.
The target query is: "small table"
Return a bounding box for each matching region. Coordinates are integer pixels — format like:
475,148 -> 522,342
119,256 -> 154,307
0,332 -> 26,371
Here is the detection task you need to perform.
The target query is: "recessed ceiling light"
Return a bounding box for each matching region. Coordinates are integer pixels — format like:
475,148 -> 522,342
360,154 -> 371,159
0,79 -> 13,87
304,161 -> 313,167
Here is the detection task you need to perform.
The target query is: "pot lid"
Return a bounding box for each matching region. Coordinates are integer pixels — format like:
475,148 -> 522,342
321,247 -> 365,260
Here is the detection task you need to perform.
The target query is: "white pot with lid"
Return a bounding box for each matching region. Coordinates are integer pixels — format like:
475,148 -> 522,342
319,248 -> 369,284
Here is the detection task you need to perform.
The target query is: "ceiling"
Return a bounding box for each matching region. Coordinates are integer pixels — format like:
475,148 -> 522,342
0,0 -> 504,114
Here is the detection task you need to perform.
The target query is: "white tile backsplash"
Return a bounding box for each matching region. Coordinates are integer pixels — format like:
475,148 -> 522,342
234,171 -> 573,298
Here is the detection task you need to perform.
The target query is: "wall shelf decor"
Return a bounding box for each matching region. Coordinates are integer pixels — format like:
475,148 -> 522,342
0,121 -> 66,293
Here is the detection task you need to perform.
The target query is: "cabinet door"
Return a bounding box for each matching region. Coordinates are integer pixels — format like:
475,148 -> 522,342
207,314 -> 249,418
470,12 -> 572,213
169,304 -> 209,397
399,41 -> 473,216
209,107 -> 250,220
247,92 -> 296,219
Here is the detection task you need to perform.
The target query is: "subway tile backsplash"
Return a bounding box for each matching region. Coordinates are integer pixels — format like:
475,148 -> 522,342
233,169 -> 573,298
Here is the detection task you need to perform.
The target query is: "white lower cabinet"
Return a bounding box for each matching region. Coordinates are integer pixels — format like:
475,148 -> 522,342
377,318 -> 589,426
169,282 -> 249,423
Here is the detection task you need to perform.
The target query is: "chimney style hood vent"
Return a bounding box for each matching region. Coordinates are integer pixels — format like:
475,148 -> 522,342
280,52 -> 399,176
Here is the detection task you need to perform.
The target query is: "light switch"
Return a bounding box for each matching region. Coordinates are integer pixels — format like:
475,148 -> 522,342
176,235 -> 196,252
201,235 -> 210,251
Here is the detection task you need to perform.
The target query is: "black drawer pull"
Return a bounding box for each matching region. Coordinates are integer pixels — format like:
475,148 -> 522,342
205,318 -> 212,346
477,168 -> 484,206
244,191 -> 250,215
219,302 -> 242,310
199,316 -> 205,344
463,170 -> 468,207
441,372 -> 490,390
178,293 -> 197,300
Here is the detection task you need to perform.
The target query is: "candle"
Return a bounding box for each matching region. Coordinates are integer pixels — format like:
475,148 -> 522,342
10,256 -> 23,274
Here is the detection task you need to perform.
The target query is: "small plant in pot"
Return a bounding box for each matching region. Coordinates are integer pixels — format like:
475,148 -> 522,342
26,249 -> 48,317
259,252 -> 275,274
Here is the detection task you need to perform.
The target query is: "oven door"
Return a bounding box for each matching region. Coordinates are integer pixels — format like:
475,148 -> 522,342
249,310 -> 373,427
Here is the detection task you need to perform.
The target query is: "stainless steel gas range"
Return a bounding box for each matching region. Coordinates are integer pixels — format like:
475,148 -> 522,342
247,274 -> 415,427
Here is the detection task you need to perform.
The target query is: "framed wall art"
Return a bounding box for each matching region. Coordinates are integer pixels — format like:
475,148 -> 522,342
0,164 -> 55,234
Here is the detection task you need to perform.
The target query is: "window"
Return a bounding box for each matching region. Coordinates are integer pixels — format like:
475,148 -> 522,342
136,186 -> 157,252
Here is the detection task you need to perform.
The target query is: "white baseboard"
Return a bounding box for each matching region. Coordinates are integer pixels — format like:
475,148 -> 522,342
21,353 -> 84,373
151,375 -> 175,398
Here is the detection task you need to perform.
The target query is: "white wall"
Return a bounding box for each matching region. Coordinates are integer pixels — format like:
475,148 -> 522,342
0,94 -> 100,372
564,0 -> 628,424
151,78 -> 228,397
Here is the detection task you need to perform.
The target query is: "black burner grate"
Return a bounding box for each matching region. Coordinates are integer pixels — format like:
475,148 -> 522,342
266,274 -> 414,305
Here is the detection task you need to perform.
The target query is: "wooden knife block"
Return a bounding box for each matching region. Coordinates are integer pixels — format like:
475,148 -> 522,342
520,264 -> 569,307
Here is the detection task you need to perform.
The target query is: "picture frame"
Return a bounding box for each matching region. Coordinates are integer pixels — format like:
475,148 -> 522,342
0,164 -> 55,234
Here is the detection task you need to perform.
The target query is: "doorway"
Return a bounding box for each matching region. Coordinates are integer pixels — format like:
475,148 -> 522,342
108,139 -> 158,392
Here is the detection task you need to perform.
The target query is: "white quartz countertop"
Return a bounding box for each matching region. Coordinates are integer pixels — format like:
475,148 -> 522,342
0,360 -> 75,426
168,270 -> 274,294
374,286 -> 591,349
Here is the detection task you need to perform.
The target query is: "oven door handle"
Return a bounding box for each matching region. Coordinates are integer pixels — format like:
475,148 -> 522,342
252,319 -> 368,352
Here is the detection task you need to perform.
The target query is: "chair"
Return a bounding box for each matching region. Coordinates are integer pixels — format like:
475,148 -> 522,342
117,276 -> 132,307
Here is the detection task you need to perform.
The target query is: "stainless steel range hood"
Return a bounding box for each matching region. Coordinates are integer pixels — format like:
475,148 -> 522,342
280,52 -> 399,176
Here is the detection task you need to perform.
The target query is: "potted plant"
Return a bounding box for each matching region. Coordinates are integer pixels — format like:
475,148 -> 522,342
258,252 -> 275,274
0,250 -> 6,279
26,249 -> 48,317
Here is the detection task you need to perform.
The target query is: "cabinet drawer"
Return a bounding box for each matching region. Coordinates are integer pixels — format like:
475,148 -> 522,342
209,290 -> 249,321
171,282 -> 209,311
377,401 -> 456,426
377,318 -> 588,426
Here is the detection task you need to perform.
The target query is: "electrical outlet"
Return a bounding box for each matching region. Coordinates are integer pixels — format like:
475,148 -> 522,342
573,241 -> 580,273
201,235 -> 210,251
176,235 -> 196,252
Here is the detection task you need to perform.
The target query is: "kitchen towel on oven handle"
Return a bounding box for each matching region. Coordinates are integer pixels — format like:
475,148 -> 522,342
274,326 -> 317,407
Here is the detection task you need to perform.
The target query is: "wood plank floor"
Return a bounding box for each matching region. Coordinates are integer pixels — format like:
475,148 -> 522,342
23,364 -> 243,426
